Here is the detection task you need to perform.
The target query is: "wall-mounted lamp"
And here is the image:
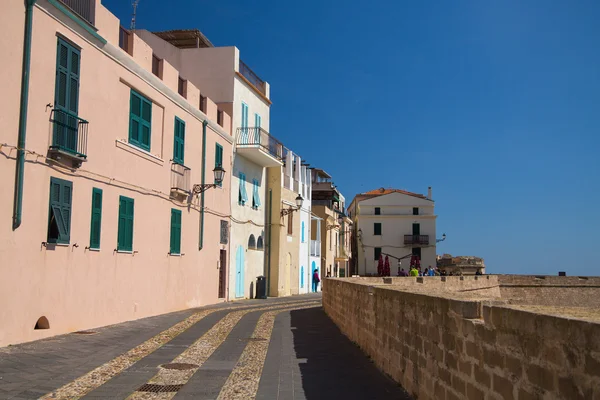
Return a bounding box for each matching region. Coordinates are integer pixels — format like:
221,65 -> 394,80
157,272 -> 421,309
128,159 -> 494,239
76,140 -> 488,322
436,233 -> 447,243
193,166 -> 226,195
326,214 -> 344,230
281,194 -> 304,217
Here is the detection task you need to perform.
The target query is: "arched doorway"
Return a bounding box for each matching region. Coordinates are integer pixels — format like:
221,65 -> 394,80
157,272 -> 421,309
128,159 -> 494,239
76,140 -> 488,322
235,245 -> 245,298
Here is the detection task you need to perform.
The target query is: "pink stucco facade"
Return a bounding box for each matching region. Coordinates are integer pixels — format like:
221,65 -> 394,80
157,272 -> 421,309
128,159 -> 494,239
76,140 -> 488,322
0,0 -> 233,346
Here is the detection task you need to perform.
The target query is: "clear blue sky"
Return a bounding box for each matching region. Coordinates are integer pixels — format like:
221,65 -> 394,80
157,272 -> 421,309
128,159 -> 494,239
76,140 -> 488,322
104,0 -> 600,276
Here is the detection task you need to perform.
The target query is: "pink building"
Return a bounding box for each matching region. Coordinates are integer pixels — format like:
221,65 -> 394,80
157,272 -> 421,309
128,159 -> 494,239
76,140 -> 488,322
0,0 -> 233,346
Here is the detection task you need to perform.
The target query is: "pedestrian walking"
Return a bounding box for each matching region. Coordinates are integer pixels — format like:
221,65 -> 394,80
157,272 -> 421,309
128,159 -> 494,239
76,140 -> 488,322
312,269 -> 320,292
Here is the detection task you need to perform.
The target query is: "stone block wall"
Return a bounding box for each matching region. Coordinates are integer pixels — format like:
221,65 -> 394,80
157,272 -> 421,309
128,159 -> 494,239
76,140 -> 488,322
323,278 -> 600,400
497,275 -> 600,307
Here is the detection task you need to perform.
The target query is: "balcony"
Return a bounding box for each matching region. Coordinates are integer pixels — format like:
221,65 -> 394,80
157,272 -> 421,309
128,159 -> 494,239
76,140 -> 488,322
170,163 -> 191,198
48,109 -> 88,167
239,60 -> 266,96
236,127 -> 284,167
404,235 -> 430,246
58,0 -> 96,26
310,240 -> 321,257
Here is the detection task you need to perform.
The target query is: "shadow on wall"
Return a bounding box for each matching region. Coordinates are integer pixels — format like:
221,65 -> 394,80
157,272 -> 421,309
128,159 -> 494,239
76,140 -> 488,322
289,308 -> 412,400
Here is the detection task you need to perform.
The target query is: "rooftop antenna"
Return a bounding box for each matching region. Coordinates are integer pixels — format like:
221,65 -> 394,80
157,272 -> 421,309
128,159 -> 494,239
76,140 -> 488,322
130,0 -> 140,31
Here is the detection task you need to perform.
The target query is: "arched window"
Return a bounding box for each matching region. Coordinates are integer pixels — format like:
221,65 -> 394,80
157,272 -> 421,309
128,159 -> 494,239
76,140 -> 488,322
256,236 -> 264,250
248,234 -> 256,249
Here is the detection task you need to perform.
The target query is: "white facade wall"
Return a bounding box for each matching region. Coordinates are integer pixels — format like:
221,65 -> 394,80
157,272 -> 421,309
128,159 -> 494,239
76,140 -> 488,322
355,192 -> 437,275
232,77 -> 270,132
299,207 -> 310,294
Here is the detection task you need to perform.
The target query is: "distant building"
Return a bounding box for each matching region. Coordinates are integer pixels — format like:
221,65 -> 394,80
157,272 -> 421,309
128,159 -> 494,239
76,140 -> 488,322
348,187 -> 437,276
437,254 -> 485,275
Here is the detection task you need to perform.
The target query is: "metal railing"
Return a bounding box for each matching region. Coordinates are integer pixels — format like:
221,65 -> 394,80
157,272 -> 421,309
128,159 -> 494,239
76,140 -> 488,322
171,163 -> 191,193
236,127 -> 284,161
59,0 -> 95,25
404,235 -> 430,245
49,109 -> 88,158
239,60 -> 266,95
310,240 -> 321,257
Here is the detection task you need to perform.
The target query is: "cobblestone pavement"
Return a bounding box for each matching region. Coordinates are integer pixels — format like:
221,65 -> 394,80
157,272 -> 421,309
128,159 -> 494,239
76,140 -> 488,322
0,294 -> 411,400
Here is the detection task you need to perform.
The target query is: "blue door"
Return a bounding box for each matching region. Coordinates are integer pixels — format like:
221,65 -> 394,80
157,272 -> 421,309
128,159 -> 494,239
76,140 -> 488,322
300,266 -> 305,288
235,245 -> 245,298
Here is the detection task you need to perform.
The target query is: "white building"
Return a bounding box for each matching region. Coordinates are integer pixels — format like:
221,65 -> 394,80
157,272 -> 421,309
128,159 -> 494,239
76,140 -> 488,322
348,187 -> 437,276
137,29 -> 277,299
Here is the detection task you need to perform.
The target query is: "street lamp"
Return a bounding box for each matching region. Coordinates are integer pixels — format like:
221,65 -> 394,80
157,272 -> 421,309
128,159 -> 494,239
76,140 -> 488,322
326,214 -> 343,230
281,194 -> 304,217
436,233 -> 447,243
193,166 -> 226,194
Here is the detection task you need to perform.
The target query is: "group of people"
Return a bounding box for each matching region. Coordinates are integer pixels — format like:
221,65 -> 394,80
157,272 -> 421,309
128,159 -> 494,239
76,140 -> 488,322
398,266 -> 447,277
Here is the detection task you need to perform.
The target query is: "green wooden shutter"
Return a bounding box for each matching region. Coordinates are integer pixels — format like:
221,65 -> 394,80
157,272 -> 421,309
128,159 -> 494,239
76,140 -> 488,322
55,38 -> 80,114
215,143 -> 223,186
170,209 -> 182,254
173,117 -> 185,164
129,90 -> 152,151
239,173 -> 248,204
89,188 -> 102,249
118,196 -> 134,251
48,177 -> 72,244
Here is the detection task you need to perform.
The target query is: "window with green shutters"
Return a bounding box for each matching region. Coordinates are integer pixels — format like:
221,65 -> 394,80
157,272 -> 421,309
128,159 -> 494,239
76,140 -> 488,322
47,177 -> 73,244
374,222 -> 382,235
170,209 -> 182,254
374,247 -> 382,260
238,173 -> 248,205
89,188 -> 103,249
117,196 -> 134,251
129,90 -> 152,151
215,143 -> 223,186
173,117 -> 185,164
252,179 -> 261,209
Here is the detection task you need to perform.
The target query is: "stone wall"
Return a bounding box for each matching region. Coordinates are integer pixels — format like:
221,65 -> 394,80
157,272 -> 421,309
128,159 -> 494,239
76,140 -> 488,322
497,275 -> 600,307
323,277 -> 600,400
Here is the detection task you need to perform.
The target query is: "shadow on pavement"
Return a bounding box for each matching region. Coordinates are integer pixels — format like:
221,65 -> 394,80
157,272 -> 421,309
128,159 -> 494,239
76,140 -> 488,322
290,307 -> 412,400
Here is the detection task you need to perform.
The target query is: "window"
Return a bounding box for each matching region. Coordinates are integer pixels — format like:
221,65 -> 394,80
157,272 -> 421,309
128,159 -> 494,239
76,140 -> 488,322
413,207 -> 419,216
47,177 -> 73,244
412,247 -> 422,259
374,207 -> 380,215
199,95 -> 207,113
117,196 -> 134,251
119,27 -> 131,54
287,213 -> 293,235
241,103 -> 249,128
178,77 -> 186,97
152,54 -> 160,77
257,236 -> 263,250
412,223 -> 420,235
255,113 -> 261,129
252,179 -> 261,209
301,221 -> 305,243
55,38 -> 80,117
374,222 -> 382,235
238,173 -> 248,205
170,209 -> 182,254
129,89 -> 152,151
248,234 -> 256,249
217,110 -> 223,127
173,117 -> 185,164
89,188 -> 102,249
374,247 -> 382,260
215,143 -> 223,186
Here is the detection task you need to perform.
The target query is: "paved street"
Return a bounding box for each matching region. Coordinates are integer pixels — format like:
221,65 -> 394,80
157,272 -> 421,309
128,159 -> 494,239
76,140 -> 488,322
0,294 -> 410,400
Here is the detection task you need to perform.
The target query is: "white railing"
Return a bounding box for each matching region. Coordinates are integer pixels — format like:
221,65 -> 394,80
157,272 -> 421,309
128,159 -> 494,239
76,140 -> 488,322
310,240 -> 321,257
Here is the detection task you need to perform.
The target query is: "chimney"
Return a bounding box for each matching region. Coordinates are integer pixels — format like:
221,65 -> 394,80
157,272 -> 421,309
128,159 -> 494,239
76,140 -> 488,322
427,186 -> 432,200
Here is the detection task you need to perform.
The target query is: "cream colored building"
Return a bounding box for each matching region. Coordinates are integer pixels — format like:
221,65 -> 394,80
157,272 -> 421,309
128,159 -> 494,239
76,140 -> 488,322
0,0 -> 233,346
348,187 -> 437,275
136,28 -> 276,300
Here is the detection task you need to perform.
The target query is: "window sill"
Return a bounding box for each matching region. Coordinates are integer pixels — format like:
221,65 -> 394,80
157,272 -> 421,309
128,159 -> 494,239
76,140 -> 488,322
115,140 -> 164,166
116,250 -> 135,254
168,253 -> 184,257
88,248 -> 101,252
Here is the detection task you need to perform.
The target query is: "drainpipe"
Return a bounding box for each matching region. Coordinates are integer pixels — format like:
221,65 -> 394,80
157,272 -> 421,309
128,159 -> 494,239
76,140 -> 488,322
266,189 -> 272,297
12,0 -> 37,230
199,120 -> 208,250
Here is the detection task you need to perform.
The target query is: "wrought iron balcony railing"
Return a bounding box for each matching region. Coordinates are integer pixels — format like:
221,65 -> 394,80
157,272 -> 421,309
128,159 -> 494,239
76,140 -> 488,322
49,109 -> 88,159
239,60 -> 266,95
404,235 -> 430,245
171,163 -> 191,195
59,0 -> 96,25
236,127 -> 284,161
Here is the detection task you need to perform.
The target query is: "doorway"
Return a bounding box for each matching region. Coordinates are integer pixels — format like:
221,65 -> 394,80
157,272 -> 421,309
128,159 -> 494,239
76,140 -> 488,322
219,250 -> 227,299
235,245 -> 245,298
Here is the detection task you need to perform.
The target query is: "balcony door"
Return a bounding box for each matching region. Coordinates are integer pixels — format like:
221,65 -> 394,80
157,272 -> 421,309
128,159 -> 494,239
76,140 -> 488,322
412,223 -> 420,236
239,102 -> 249,144
54,38 -> 81,155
